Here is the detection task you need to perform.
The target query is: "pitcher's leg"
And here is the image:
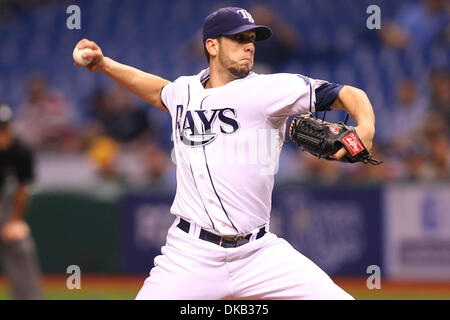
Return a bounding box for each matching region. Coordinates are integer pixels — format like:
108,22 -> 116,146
136,227 -> 232,300
231,234 -> 353,300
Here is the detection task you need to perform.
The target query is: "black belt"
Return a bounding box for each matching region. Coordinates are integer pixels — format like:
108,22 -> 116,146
177,218 -> 266,248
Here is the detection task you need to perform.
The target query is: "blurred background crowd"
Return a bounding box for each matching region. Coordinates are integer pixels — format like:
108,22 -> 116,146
0,0 -> 449,190
0,0 -> 449,300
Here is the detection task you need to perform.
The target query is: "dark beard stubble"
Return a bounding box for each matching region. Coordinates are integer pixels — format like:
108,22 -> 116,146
218,48 -> 252,79
228,65 -> 251,79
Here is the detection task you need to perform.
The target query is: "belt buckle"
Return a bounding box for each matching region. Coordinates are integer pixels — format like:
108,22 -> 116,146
232,235 -> 247,242
219,235 -> 248,247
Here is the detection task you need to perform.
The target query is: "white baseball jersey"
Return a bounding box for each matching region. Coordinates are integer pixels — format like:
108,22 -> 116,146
161,68 -> 329,235
138,68 -> 353,300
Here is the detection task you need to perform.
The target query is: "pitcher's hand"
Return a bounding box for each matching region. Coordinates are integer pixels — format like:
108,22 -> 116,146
74,38 -> 106,72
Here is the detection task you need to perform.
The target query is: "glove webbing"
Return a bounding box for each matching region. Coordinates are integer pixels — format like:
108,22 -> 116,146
295,121 -> 329,158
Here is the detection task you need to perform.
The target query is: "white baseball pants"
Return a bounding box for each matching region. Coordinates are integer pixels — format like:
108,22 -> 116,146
136,217 -> 353,300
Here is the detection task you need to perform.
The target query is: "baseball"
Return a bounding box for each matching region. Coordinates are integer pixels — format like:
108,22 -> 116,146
73,46 -> 93,66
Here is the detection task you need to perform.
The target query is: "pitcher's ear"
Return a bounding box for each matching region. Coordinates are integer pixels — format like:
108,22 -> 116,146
205,38 -> 219,58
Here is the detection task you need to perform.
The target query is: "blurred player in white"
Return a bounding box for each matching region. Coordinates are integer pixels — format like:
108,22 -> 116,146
75,7 -> 376,299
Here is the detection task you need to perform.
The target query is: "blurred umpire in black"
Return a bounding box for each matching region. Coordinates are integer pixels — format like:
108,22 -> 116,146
0,103 -> 42,299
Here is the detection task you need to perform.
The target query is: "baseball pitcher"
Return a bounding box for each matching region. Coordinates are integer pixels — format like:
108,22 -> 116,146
75,7 -> 377,299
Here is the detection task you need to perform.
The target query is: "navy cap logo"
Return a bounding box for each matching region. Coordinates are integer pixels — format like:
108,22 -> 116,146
236,9 -> 254,23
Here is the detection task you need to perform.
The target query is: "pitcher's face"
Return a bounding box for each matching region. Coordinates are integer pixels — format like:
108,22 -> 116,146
217,31 -> 256,79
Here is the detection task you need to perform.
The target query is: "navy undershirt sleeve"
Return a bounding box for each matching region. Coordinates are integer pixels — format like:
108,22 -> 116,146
315,83 -> 343,111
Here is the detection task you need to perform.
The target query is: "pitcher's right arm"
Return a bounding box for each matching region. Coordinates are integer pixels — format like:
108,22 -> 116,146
75,38 -> 170,112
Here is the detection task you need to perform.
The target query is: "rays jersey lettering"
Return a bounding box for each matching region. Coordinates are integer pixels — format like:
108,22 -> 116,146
175,105 -> 239,147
